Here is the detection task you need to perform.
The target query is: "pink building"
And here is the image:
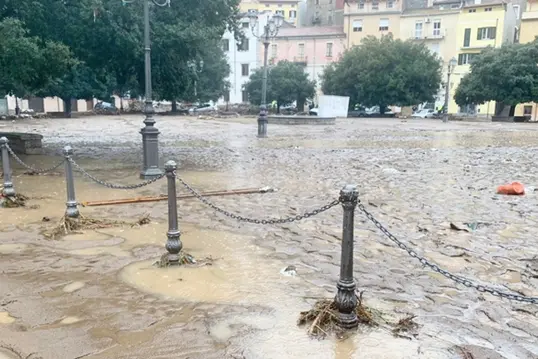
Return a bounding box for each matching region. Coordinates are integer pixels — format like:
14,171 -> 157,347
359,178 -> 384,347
265,26 -> 347,99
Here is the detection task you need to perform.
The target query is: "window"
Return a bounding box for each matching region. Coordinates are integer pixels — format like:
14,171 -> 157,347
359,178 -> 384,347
477,27 -> 496,40
315,0 -> 319,4
241,64 -> 249,76
247,9 -> 256,13
276,10 -> 284,16
457,53 -> 477,65
352,19 -> 363,32
450,3 -> 459,9
238,39 -> 249,51
278,3 -> 282,7
484,7 -> 492,11
387,0 -> 394,8
372,1 -> 379,10
358,2 -> 365,9
265,4 -> 270,7
289,10 -> 297,18
463,28 -> 471,47
242,22 -> 249,28
224,91 -> 230,102
468,8 -> 476,13
242,90 -> 248,103
326,42 -> 333,57
524,105 -> 533,116
271,44 -> 277,58
222,39 -> 229,52
433,20 -> 441,37
415,21 -> 423,38
379,18 -> 389,31
298,43 -> 305,58
513,5 -> 520,19
429,43 -> 440,56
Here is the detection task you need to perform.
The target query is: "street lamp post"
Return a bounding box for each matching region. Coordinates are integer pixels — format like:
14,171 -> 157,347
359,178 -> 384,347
122,0 -> 170,179
248,12 -> 284,138
443,57 -> 457,123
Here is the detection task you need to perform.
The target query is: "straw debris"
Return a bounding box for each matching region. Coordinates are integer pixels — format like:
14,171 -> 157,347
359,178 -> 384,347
392,315 -> 420,340
43,214 -> 150,239
154,253 -> 216,268
0,193 -> 28,208
297,291 -> 377,338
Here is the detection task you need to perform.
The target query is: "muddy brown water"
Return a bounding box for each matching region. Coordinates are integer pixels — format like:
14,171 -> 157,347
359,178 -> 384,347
1,116 -> 538,358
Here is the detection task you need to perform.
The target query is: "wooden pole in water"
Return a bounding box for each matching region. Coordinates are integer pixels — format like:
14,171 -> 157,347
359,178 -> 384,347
81,187 -> 274,207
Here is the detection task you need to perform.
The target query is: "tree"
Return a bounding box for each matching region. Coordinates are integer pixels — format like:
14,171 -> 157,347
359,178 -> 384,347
244,60 -> 316,112
454,39 -> 538,116
321,34 -> 442,112
0,18 -> 75,100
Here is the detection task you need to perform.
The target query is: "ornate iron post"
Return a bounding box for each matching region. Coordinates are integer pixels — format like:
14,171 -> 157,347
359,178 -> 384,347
0,137 -> 15,197
164,160 -> 182,264
63,146 -> 79,218
248,12 -> 284,138
335,184 -> 359,329
121,0 -> 170,179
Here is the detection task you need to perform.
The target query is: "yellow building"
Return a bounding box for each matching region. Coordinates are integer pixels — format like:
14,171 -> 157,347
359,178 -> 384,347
343,0 -> 402,48
451,0 -> 517,116
515,0 -> 538,121
400,2 -> 460,111
239,0 -> 300,26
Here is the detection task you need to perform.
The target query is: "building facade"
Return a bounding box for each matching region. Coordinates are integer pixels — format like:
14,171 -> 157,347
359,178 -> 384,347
300,0 -> 346,27
343,0 -> 403,47
240,0 -> 301,26
451,0 -> 517,115
219,15 -> 267,104
268,26 -> 347,99
514,0 -> 538,120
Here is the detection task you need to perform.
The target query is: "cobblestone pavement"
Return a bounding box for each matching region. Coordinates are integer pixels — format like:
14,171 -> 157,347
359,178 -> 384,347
1,115 -> 538,359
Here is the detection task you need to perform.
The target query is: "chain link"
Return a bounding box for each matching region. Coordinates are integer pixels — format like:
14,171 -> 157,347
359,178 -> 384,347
69,158 -> 165,189
5,144 -> 65,173
176,174 -> 340,224
358,202 -> 538,304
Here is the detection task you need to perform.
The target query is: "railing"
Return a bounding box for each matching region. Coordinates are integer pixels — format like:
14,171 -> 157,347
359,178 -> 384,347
1,135 -> 537,336
293,56 -> 308,64
409,28 -> 447,40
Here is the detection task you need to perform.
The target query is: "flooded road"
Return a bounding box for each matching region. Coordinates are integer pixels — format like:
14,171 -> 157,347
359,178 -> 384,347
1,115 -> 538,358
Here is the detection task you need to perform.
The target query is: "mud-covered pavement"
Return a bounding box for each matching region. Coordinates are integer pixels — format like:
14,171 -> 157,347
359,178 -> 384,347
1,115 -> 538,359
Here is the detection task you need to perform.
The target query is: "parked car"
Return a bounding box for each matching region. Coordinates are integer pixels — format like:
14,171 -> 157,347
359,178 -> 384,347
94,101 -> 118,114
411,109 -> 436,119
365,106 -> 395,117
348,108 -> 367,117
188,103 -> 217,114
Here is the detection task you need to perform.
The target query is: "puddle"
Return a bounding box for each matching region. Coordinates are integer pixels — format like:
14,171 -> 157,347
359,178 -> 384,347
60,316 -> 82,325
0,243 -> 28,254
0,311 -> 16,324
120,228 -> 294,305
63,281 -> 85,293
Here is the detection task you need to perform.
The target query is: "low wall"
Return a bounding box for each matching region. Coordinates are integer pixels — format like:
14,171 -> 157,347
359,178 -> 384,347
0,132 -> 43,155
267,115 -> 335,125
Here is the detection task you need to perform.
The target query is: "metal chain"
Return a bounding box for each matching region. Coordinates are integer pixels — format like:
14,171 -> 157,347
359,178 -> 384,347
358,202 -> 538,304
69,158 -> 165,189
5,144 -> 65,173
176,174 -> 341,224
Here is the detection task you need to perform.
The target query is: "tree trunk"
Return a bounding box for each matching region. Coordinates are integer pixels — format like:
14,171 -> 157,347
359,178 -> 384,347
277,101 -> 281,114
171,100 -> 178,112
297,98 -> 305,113
120,97 -> 124,112
63,98 -> 72,118
15,97 -> 20,115
379,105 -> 387,115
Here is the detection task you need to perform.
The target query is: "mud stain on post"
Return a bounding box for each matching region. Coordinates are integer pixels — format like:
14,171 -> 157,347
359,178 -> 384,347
0,312 -> 16,325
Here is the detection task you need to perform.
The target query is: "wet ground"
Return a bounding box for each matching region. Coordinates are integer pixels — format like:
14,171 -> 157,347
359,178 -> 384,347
1,115 -> 538,359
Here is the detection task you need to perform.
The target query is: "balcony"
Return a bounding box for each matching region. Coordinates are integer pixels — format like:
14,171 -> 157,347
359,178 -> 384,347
522,11 -> 538,20
293,56 -> 308,65
409,29 -> 447,40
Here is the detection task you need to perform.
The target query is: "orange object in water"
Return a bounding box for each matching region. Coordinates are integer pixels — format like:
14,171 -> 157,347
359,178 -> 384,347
497,182 -> 525,195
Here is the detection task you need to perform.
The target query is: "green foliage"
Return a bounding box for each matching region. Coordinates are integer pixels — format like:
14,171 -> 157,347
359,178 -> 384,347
1,0 -> 239,113
454,39 -> 538,107
0,18 -> 75,98
244,60 -> 316,109
321,34 -> 442,110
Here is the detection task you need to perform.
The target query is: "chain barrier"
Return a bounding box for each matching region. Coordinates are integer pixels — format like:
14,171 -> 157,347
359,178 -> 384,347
358,202 -> 538,304
176,173 -> 340,224
69,158 -> 165,189
5,144 -> 65,174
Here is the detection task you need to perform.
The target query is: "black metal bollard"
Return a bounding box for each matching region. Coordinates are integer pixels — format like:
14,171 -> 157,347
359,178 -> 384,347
257,105 -> 268,138
164,160 -> 182,264
335,184 -> 359,329
0,137 -> 15,197
63,146 -> 79,218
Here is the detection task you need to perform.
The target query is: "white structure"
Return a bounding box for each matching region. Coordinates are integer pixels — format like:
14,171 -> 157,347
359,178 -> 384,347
219,14 -> 269,105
